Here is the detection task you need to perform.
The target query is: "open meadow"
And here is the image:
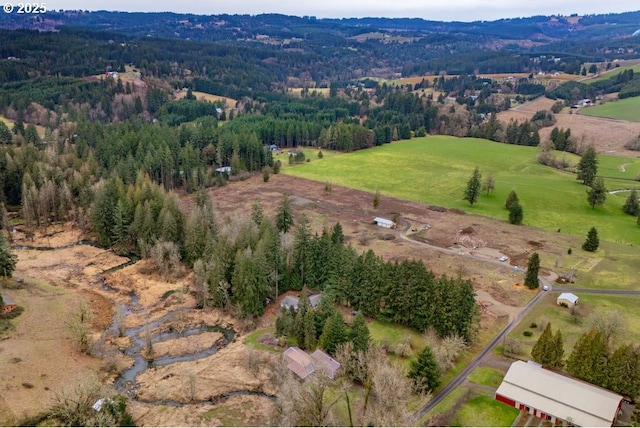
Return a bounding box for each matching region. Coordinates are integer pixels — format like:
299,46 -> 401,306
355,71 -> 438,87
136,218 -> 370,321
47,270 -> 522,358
505,292 -> 640,359
580,96 -> 640,122
282,137 -> 640,245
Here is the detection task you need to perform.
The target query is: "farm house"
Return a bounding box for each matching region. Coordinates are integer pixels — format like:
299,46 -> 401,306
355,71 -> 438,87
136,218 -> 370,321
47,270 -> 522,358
283,347 -> 341,380
495,361 -> 623,426
557,292 -> 579,308
1,294 -> 17,314
373,217 -> 395,229
280,294 -> 321,311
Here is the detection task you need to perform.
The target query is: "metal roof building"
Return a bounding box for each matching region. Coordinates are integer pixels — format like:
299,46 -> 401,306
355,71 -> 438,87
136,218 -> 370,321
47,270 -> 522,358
373,217 -> 395,229
557,292 -> 579,307
495,361 -> 623,427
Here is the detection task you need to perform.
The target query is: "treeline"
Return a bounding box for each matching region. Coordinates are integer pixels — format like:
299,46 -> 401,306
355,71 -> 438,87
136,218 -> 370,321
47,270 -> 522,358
188,196 -> 478,340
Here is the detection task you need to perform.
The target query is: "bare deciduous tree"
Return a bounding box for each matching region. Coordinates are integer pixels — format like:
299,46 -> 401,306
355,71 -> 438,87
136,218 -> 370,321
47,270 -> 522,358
588,310 -> 627,346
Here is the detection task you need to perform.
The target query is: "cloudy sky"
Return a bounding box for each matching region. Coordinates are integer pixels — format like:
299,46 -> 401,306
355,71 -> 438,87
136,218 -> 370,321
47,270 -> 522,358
46,0 -> 638,22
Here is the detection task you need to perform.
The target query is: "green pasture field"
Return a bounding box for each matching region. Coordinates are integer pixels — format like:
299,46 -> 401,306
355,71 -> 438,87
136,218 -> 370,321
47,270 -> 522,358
506,293 -> 640,358
586,64 -> 640,84
467,367 -> 505,389
450,392 -> 520,427
282,136 -> 640,245
579,96 -> 640,122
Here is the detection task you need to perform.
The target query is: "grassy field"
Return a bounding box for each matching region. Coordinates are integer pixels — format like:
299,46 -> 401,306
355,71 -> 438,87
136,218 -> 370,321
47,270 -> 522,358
467,367 -> 505,389
586,64 -> 640,84
580,97 -> 640,122
506,293 -> 640,358
450,393 -> 520,427
283,137 -> 640,245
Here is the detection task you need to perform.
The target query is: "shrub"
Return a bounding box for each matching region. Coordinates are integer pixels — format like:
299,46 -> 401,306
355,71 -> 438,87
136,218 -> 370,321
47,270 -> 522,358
529,322 -> 538,329
523,330 -> 533,337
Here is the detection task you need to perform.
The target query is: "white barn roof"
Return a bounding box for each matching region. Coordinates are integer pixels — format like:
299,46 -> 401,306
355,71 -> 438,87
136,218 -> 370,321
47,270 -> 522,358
373,217 -> 394,227
557,293 -> 579,304
496,361 -> 622,427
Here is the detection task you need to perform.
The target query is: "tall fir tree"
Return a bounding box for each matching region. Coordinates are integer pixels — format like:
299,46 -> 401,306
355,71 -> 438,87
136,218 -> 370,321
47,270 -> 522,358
505,189 -> 519,210
576,145 -> 598,186
319,311 -> 347,356
606,344 -> 640,398
463,167 -> 482,206
508,201 -> 524,225
524,252 -> 540,289
408,346 -> 441,393
349,311 -> 370,353
582,227 -> 599,252
551,329 -> 565,369
531,323 -> 554,365
275,194 -> 294,233
587,177 -> 607,208
623,189 -> 639,216
566,328 -> 609,386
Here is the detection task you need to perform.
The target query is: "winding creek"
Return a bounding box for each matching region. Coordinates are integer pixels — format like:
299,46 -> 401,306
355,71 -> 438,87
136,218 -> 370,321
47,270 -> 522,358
16,240 -> 275,408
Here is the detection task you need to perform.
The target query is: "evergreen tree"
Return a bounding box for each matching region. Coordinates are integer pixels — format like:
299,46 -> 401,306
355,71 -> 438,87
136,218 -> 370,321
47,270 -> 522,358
463,167 -> 482,206
576,145 -> 598,186
319,311 -> 347,356
0,121 -> 12,144
408,346 -> 441,393
566,328 -> 609,386
606,344 -> 640,398
0,233 -> 17,278
623,189 -> 639,216
508,201 -> 523,225
531,323 -> 554,365
482,173 -> 495,195
505,189 -> 519,210
302,309 -> 317,350
251,201 -> 264,226
551,330 -> 565,370
275,194 -> 294,233
524,252 -> 540,289
330,222 -> 344,245
587,177 -> 607,208
582,227 -> 599,252
349,312 -> 370,353
372,189 -> 380,209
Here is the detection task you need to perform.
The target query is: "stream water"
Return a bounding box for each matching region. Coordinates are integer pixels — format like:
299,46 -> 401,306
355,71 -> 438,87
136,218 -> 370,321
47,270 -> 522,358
19,239 -> 274,407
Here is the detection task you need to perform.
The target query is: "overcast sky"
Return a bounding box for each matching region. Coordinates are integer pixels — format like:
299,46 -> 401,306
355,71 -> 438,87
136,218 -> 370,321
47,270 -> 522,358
46,0 -> 639,22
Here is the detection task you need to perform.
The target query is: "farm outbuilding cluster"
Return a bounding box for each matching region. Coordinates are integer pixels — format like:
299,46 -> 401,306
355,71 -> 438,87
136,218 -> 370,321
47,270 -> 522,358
280,294 -> 321,311
495,361 -> 623,427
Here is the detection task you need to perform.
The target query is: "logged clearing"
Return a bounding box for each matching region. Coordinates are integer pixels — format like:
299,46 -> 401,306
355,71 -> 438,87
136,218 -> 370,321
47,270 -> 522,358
498,97 -> 640,155
174,90 -> 237,107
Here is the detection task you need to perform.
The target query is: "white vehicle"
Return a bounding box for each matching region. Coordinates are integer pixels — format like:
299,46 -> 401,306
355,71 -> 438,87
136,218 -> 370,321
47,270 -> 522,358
499,256 -> 508,262
543,285 -> 549,291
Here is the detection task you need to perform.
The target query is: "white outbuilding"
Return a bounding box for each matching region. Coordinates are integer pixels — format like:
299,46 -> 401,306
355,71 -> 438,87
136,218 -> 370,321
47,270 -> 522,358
373,217 -> 395,229
556,292 -> 579,308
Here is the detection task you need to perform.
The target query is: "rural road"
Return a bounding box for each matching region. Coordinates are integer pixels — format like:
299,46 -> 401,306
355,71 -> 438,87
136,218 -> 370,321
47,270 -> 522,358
397,219 -> 640,421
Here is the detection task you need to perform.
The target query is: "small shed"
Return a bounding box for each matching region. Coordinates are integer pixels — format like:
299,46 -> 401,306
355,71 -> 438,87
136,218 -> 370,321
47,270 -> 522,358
311,349 -> 341,379
1,294 -> 17,314
284,347 -> 315,379
557,292 -> 579,308
373,217 -> 395,229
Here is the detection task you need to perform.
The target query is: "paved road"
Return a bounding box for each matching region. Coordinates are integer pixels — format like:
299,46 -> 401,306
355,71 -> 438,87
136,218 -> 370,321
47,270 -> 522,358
398,220 -> 640,420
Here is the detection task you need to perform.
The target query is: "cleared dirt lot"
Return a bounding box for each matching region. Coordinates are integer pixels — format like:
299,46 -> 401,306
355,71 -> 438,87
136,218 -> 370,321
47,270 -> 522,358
498,97 -> 640,156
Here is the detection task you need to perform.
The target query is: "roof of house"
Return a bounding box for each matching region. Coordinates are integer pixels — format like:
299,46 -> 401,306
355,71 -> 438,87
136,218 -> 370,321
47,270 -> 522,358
1,294 -> 16,306
280,295 -> 299,310
373,217 -> 394,226
309,294 -> 321,308
496,361 -> 622,427
310,349 -> 341,378
557,293 -> 579,304
284,346 -> 315,379
280,294 -> 321,311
